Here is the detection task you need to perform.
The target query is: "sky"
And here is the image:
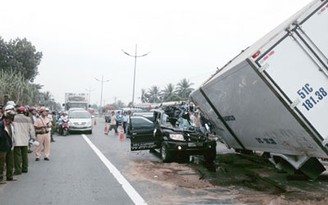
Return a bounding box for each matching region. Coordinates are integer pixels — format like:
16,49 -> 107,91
0,0 -> 311,106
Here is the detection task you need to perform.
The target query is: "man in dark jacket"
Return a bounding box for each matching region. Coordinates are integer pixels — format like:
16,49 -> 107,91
0,105 -> 17,184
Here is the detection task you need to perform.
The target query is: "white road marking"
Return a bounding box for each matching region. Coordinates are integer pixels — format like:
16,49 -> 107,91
82,134 -> 147,205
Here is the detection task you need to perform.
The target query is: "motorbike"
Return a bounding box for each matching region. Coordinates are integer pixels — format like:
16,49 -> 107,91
58,119 -> 69,136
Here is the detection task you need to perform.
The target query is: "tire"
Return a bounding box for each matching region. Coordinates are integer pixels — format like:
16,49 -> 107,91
63,129 -> 69,136
161,143 -> 173,163
204,148 -> 216,164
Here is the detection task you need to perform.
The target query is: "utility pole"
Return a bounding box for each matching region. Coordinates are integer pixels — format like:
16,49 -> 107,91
95,76 -> 109,113
122,44 -> 150,106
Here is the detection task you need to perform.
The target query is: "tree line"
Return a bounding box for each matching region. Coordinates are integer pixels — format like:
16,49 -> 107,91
140,78 -> 194,103
0,37 -> 55,108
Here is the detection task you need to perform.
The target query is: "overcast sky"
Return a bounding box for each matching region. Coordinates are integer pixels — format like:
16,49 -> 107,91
0,0 -> 311,105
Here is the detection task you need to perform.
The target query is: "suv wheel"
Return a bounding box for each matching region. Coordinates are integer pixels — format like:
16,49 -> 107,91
161,143 -> 172,163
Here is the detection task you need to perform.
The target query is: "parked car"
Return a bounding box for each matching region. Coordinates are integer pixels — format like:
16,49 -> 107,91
68,110 -> 93,134
132,112 -> 155,121
127,106 -> 217,163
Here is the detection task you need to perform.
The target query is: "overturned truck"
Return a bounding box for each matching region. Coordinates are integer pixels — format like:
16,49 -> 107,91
191,0 -> 328,179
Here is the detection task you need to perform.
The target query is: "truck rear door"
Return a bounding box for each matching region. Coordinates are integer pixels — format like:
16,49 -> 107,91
257,2 -> 328,141
298,1 -> 328,67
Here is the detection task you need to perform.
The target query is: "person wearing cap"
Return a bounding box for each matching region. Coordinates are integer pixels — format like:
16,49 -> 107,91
28,107 -> 38,123
0,105 -> 17,183
34,107 -> 52,161
13,106 -> 36,174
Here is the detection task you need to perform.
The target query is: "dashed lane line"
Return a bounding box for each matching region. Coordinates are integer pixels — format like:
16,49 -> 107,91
82,134 -> 147,205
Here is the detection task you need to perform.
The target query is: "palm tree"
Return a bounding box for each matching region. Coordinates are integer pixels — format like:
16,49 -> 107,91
141,89 -> 149,103
40,91 -> 53,107
176,78 -> 194,100
43,91 -> 52,101
161,83 -> 177,102
147,86 -> 161,103
23,83 -> 42,105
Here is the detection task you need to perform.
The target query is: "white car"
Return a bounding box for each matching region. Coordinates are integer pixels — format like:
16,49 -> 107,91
68,110 -> 93,134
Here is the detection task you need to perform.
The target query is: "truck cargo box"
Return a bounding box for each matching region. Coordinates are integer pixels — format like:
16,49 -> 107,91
191,0 -> 328,178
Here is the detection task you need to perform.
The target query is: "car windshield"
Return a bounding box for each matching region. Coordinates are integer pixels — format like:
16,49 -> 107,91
176,117 -> 192,130
69,111 -> 90,119
161,114 -> 192,130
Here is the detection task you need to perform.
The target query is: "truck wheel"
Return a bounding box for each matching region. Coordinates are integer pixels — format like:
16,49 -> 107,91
204,148 -> 216,164
161,143 -> 173,163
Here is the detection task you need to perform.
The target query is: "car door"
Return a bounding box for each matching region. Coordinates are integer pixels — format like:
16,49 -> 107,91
129,116 -> 158,151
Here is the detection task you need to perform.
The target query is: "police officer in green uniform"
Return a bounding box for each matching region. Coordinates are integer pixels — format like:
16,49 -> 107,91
0,104 -> 17,184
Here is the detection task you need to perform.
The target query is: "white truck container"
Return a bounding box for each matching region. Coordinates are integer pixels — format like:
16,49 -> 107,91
64,93 -> 90,111
191,0 -> 328,179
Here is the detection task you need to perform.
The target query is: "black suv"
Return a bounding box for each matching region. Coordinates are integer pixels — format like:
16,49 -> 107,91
127,106 -> 216,163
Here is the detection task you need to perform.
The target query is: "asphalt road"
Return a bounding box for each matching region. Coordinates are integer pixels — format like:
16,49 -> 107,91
3,117 -> 328,205
0,120 -> 137,205
0,117 -> 232,205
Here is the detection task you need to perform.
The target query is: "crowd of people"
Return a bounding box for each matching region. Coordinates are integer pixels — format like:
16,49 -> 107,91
105,110 -> 130,135
0,101 -> 55,184
104,102 -> 213,136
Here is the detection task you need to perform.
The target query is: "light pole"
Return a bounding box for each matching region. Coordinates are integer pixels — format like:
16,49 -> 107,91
95,76 -> 109,113
122,44 -> 150,106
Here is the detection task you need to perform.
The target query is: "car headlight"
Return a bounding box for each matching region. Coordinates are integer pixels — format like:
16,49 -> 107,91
169,134 -> 185,141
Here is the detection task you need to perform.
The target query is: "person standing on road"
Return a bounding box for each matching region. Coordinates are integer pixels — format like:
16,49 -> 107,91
105,111 -> 117,135
27,107 -> 38,153
13,106 -> 36,175
49,110 -> 56,142
0,105 -> 8,184
116,111 -> 122,130
28,107 -> 38,123
0,105 -> 17,183
122,111 -> 128,133
34,107 -> 52,161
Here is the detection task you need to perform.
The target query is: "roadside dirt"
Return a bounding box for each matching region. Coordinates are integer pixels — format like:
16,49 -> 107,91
127,152 -> 328,205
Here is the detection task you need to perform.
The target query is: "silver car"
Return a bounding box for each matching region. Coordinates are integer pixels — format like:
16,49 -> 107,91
68,110 -> 93,134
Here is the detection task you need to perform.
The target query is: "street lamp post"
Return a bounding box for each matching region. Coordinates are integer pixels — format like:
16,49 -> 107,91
122,44 -> 150,106
95,76 -> 109,113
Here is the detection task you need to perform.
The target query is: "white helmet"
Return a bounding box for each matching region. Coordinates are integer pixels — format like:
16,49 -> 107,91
29,139 -> 40,147
32,141 -> 40,147
6,101 -> 15,105
5,104 -> 15,111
